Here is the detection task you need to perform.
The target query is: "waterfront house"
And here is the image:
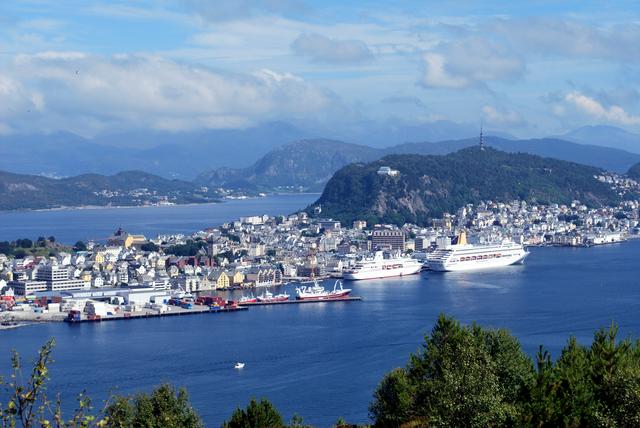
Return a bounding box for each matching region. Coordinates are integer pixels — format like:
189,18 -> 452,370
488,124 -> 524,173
211,271 -> 230,289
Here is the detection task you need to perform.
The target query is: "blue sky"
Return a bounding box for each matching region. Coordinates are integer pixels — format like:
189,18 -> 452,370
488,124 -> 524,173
1,0 -> 640,139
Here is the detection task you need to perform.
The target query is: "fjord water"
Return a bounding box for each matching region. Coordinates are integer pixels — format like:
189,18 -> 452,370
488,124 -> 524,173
2,241 -> 640,427
0,194 -> 320,244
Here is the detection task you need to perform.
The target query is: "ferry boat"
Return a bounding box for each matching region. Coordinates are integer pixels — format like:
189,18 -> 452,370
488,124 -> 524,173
343,251 -> 422,280
256,290 -> 290,303
295,280 -> 351,300
427,231 -> 528,272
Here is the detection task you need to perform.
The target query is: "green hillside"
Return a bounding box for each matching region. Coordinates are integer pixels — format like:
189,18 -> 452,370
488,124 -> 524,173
310,147 -> 622,226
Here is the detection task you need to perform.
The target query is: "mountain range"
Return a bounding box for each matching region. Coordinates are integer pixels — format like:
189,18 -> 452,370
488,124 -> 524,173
195,136 -> 640,192
309,147 -> 624,226
2,122 -> 639,180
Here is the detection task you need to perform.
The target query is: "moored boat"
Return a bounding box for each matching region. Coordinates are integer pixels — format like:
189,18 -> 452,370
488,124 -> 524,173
239,294 -> 257,304
256,290 -> 290,303
426,230 -> 529,272
295,280 -> 351,300
343,251 -> 422,280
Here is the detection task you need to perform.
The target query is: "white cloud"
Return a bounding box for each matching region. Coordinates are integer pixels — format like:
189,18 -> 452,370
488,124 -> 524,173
291,33 -> 373,64
564,91 -> 640,125
181,0 -> 307,22
421,38 -> 524,89
482,105 -> 525,126
0,52 -> 345,135
492,18 -> 640,63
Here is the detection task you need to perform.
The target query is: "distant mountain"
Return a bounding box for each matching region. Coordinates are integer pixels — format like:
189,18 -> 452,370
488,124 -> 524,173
0,120 -> 489,178
3,122 -> 640,185
196,136 -> 640,193
390,136 -> 640,173
627,162 -> 640,180
0,170 -> 217,210
195,139 -> 380,192
0,122 -> 310,179
310,147 -> 622,226
558,125 -> 640,154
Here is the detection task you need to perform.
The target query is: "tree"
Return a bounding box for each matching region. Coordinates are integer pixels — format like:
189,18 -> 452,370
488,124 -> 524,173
15,239 -> 32,249
47,236 -> 56,243
222,398 -> 284,428
0,241 -> 13,256
104,384 -> 203,428
73,241 -> 87,252
371,314 -> 536,427
140,242 -> 159,252
369,368 -> 414,427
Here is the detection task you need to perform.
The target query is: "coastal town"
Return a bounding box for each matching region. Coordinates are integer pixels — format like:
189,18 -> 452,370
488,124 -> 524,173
2,182 -> 640,325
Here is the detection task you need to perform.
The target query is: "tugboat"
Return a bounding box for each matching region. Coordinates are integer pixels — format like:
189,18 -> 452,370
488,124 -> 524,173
295,280 -> 351,300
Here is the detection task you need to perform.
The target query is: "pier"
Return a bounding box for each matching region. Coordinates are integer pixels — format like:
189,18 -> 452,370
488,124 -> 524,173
65,304 -> 247,323
238,296 -> 362,306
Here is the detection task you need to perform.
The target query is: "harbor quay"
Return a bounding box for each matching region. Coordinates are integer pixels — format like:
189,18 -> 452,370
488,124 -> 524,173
2,195 -> 640,327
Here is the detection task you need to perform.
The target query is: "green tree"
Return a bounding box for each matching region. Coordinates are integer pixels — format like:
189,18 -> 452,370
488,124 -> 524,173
369,368 -> 414,427
222,398 -> 284,428
371,314 -> 536,428
73,241 -> 87,252
140,242 -> 159,252
104,384 -> 203,428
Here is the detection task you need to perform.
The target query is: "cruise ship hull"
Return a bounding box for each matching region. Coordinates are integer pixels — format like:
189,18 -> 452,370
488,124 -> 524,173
429,251 -> 528,272
343,264 -> 422,280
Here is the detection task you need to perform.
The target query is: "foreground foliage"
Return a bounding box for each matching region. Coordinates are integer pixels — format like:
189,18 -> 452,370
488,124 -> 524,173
370,314 -> 640,427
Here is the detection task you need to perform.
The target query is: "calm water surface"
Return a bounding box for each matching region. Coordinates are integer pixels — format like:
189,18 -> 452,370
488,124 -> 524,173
0,194 -> 319,244
2,241 -> 640,427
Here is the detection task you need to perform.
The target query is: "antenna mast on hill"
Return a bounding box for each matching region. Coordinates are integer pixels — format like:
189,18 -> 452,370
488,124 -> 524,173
479,122 -> 485,151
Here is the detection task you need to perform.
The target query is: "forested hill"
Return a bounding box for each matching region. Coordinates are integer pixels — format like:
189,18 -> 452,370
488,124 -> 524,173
310,147 -> 622,226
0,170 -> 218,210
627,162 -> 640,180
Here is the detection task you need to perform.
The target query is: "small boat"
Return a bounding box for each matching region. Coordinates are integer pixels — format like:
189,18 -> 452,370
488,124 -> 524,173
234,362 -> 245,369
295,280 -> 351,300
256,290 -> 290,303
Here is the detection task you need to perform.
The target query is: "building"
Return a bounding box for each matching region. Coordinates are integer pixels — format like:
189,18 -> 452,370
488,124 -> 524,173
8,280 -> 47,296
352,220 -> 367,230
371,230 -> 405,251
377,166 -> 399,177
35,265 -> 87,292
211,271 -> 230,289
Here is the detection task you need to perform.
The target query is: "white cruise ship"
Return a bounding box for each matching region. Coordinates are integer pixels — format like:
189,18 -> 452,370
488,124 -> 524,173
343,251 -> 422,280
427,231 -> 528,272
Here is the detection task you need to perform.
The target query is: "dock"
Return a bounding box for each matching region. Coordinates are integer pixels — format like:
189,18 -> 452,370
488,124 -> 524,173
65,304 -> 247,323
238,296 -> 362,306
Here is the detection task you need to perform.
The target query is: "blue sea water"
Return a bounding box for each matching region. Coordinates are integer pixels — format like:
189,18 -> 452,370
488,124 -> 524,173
2,241 -> 640,427
0,194 -> 319,244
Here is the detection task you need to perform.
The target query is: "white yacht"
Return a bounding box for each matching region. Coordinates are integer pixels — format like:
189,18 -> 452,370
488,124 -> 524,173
343,251 -> 422,280
427,231 -> 528,272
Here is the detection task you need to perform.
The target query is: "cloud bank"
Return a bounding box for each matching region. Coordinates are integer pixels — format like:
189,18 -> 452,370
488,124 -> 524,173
0,52 -> 343,135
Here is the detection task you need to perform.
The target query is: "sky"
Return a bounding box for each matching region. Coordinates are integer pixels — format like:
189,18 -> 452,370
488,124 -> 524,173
1,0 -> 640,139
